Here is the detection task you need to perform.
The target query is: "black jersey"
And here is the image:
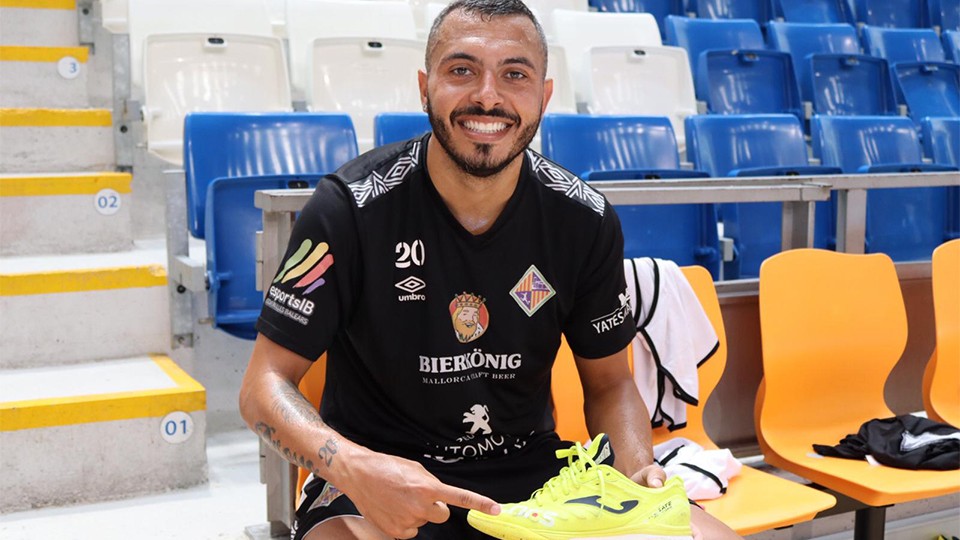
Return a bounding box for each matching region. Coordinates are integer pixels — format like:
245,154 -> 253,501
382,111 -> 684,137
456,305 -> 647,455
256,134 -> 635,464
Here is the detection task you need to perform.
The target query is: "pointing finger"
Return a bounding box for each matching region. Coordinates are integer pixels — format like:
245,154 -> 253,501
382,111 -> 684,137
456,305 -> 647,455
434,483 -> 500,515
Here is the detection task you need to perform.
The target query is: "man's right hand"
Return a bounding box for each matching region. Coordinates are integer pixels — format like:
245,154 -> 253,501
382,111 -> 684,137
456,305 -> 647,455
339,449 -> 501,539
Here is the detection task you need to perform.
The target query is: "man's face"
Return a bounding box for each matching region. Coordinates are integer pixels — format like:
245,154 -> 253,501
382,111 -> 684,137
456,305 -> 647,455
419,11 -> 553,178
455,306 -> 479,336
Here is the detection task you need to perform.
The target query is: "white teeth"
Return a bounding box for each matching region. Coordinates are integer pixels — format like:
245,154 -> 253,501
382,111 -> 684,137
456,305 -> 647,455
463,120 -> 508,133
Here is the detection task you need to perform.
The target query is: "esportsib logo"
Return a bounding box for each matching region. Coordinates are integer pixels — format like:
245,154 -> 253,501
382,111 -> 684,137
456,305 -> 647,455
274,239 -> 334,294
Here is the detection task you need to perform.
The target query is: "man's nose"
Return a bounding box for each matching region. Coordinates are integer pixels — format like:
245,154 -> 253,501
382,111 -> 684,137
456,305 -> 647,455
471,71 -> 504,110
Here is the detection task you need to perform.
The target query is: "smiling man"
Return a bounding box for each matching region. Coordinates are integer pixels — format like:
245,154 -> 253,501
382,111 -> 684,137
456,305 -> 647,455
239,1 -> 742,539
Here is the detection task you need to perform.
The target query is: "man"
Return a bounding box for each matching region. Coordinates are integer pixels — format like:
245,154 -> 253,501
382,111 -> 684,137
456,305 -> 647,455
239,1 -> 743,539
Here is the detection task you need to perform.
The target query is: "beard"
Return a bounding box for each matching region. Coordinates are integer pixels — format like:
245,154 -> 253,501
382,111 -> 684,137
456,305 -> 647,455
454,317 -> 477,338
426,100 -> 541,178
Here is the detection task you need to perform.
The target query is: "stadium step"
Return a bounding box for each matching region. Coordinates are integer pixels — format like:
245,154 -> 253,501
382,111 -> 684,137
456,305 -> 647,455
0,108 -> 115,173
0,172 -> 134,255
0,46 -> 90,108
0,0 -> 79,47
0,244 -> 172,368
0,354 -> 207,512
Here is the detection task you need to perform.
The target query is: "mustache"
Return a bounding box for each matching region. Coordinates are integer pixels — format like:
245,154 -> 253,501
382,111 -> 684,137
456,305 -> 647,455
450,106 -> 520,124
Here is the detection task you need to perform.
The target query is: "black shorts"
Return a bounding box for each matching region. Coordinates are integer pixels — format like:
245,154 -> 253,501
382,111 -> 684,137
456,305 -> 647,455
291,435 -> 570,540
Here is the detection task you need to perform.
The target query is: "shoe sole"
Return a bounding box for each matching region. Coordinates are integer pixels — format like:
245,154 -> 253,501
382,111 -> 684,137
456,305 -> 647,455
468,513 -> 693,540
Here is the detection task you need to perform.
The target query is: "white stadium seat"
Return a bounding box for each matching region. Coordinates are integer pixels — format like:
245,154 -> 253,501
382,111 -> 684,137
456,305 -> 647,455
551,10 -> 662,106
584,45 -> 697,153
308,37 -> 426,152
142,33 -> 292,165
546,45 -> 578,114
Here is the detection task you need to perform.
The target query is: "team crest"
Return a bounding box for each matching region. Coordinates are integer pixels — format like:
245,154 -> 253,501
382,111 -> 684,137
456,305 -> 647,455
449,292 -> 489,343
510,265 -> 555,317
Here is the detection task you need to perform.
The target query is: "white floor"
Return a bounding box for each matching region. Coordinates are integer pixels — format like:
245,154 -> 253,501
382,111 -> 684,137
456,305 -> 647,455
0,430 -> 266,540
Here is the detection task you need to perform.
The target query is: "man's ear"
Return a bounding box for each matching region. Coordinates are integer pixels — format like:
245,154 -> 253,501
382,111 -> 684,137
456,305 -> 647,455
541,77 -> 554,115
418,70 -> 428,111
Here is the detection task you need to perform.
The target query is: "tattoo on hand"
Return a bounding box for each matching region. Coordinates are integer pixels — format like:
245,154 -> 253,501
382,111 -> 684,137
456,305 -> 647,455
319,437 -> 339,467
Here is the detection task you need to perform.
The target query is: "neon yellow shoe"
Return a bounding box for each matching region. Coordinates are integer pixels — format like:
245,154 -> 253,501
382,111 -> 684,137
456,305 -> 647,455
467,434 -> 694,540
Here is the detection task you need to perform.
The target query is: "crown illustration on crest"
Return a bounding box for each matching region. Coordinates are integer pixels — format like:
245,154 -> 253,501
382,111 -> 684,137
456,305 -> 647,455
454,292 -> 485,308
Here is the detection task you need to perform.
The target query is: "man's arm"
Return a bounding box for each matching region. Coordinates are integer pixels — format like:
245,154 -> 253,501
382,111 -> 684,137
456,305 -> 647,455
239,334 -> 499,539
574,346 -> 663,486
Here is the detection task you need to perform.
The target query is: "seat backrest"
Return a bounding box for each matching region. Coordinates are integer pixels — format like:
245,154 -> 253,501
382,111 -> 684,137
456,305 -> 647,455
862,26 -> 947,64
590,0 -> 685,36
286,0 -> 418,100
685,114 -> 810,177
374,112 -> 432,147
922,117 -> 960,167
142,33 -> 292,165
893,62 -> 960,121
808,54 -> 898,115
767,22 -> 860,101
546,45 -> 579,114
693,0 -> 773,22
127,0 -> 274,96
540,114 -> 682,176
758,249 -> 905,435
931,0 -> 960,30
183,112 -> 359,239
664,16 -> 765,76
811,115 -> 924,173
775,0 -> 854,23
552,10 -> 662,102
582,45 -> 697,151
307,37 -> 426,152
928,239 -> 960,427
697,49 -> 802,117
855,0 -> 926,27
944,30 -> 960,62
205,174 -> 326,340
552,264 -> 726,446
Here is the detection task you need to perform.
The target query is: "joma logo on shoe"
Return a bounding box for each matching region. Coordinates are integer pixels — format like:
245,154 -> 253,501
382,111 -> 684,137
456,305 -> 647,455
564,495 -> 639,514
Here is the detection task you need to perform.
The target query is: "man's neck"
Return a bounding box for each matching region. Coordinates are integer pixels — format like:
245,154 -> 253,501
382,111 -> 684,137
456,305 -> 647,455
426,137 -> 524,236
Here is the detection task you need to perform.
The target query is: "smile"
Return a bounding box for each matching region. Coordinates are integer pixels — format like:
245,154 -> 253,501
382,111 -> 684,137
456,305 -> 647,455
461,120 -> 510,134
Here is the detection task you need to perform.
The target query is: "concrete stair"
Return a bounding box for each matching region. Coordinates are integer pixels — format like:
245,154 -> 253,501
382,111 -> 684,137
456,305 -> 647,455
0,0 -> 208,512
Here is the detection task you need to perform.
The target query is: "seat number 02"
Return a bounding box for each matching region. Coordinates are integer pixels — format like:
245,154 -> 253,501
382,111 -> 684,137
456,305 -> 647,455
396,240 -> 425,268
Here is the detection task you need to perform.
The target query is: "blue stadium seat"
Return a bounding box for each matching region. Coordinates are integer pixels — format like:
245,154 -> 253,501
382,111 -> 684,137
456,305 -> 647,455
373,112 -> 431,147
685,114 -> 841,278
205,174 -> 326,340
691,0 -> 773,23
892,62 -> 960,121
944,30 -> 960,61
664,16 -> 765,100
812,115 -> 960,261
929,0 -> 960,30
923,117 -> 960,241
588,0 -> 684,35
862,27 -> 947,65
773,0 -> 854,23
854,0 -> 926,27
696,49 -> 803,119
539,114 -> 721,277
183,112 -> 358,239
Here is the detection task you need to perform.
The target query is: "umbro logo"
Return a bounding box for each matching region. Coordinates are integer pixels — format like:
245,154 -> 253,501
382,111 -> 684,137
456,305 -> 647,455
396,276 -> 426,302
564,495 -> 639,514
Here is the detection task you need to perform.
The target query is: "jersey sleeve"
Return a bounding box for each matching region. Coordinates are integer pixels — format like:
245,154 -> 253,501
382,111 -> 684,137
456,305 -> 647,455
255,177 -> 359,361
563,203 -> 635,359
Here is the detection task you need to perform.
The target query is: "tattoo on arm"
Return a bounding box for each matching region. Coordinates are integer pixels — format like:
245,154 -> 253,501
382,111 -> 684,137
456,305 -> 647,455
319,437 -> 339,467
252,379 -> 336,476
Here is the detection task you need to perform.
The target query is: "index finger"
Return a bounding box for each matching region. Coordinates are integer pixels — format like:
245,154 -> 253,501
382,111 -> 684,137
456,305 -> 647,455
433,483 -> 501,515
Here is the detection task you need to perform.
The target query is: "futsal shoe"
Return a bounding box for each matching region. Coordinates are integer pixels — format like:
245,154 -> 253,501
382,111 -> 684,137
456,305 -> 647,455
467,434 -> 693,540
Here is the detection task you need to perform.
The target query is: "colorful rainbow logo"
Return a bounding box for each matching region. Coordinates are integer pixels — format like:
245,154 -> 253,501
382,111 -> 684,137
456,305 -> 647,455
273,239 -> 334,295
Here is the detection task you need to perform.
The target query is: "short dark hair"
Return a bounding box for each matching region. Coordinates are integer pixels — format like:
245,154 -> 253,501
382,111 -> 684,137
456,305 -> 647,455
425,0 -> 548,76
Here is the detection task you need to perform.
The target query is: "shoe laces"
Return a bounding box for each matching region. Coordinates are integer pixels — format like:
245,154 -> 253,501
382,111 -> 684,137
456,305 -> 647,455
532,441 -> 608,511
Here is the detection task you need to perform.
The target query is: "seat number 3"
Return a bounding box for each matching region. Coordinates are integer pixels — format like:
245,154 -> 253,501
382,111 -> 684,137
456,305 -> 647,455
395,240 -> 425,268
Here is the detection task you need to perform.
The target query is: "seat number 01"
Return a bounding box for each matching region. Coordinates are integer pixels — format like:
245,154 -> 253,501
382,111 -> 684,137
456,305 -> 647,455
396,240 -> 425,268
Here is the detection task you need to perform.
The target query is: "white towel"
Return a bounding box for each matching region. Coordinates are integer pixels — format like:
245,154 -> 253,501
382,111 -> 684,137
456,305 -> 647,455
654,437 -> 742,500
624,258 -> 719,430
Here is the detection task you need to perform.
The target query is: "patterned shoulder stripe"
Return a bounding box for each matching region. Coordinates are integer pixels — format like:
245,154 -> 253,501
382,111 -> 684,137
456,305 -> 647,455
527,150 -> 605,216
349,141 -> 421,207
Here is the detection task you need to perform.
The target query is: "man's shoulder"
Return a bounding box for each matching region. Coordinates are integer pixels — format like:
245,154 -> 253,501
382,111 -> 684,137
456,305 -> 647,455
332,136 -> 426,209
525,149 -> 607,218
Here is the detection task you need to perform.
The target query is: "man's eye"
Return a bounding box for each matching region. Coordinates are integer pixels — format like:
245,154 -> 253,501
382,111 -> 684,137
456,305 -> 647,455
506,71 -> 527,80
452,67 -> 471,76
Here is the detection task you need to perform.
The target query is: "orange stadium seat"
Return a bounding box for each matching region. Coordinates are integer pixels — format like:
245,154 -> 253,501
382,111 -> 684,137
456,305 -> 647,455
757,249 -> 960,540
924,240 -> 960,428
552,264 -> 837,535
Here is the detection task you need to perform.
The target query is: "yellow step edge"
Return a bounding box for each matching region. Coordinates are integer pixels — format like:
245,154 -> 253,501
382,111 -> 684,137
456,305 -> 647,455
0,45 -> 89,63
0,108 -> 111,127
0,172 -> 132,197
0,265 -> 167,296
0,0 -> 75,9
0,355 -> 206,432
